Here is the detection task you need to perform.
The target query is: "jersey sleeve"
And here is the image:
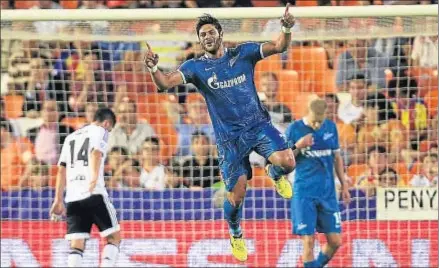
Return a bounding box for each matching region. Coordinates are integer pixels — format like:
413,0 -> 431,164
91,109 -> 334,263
177,59 -> 196,84
239,42 -> 265,64
90,126 -> 109,154
57,139 -> 69,167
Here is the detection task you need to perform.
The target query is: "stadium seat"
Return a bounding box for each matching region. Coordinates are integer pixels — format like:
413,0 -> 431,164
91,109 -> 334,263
252,0 -> 281,7
3,95 -> 24,119
248,167 -> 274,188
424,89 -> 438,117
255,54 -> 283,74
113,71 -> 156,101
408,67 -> 438,97
60,0 -> 78,9
14,0 -> 35,9
137,94 -> 178,160
61,117 -> 87,130
48,166 -> 58,188
286,47 -> 330,93
347,164 -> 368,185
295,0 -> 318,6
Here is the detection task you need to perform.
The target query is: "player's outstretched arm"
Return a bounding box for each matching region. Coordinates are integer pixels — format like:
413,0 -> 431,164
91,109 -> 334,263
261,3 -> 295,58
144,43 -> 185,92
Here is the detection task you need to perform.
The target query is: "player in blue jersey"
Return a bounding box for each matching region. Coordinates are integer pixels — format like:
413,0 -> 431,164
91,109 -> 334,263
285,98 -> 351,268
144,4 -> 296,262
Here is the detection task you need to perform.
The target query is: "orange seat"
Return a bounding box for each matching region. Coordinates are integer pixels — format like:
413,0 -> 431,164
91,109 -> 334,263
252,0 -> 281,7
15,0 -> 35,9
347,164 -> 368,185
3,95 -> 24,119
424,89 -> 438,117
296,0 -> 318,6
137,94 -> 178,160
408,67 -> 438,97
255,54 -> 283,74
60,0 -> 78,9
61,117 -> 87,130
286,47 -> 330,93
49,166 -> 58,187
248,167 -> 274,188
394,162 -> 421,186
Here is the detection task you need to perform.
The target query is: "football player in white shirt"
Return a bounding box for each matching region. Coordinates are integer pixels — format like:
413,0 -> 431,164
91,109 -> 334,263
50,107 -> 120,268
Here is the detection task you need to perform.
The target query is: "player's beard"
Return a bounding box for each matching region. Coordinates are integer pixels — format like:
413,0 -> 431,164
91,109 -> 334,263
202,37 -> 222,54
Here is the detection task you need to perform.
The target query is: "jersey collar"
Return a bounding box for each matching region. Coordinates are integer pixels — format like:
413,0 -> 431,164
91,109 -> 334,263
203,48 -> 228,60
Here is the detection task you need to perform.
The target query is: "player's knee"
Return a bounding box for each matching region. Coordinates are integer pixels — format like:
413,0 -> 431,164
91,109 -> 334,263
328,236 -> 342,250
269,150 -> 296,171
302,236 -> 315,252
70,239 -> 86,251
106,231 -> 121,246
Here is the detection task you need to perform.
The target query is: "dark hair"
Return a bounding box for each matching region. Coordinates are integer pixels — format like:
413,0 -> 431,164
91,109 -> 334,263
379,167 -> 398,176
191,130 -> 210,142
93,107 -> 116,126
110,146 -> 129,156
424,153 -> 438,161
0,120 -> 13,134
368,145 -> 387,155
196,14 -> 222,37
144,136 -> 160,146
324,93 -> 339,104
348,73 -> 371,87
387,77 -> 418,98
365,93 -> 397,122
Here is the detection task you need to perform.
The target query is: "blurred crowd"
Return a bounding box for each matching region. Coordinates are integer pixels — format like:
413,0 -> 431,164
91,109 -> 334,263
1,0 -> 438,9
0,0 -> 437,198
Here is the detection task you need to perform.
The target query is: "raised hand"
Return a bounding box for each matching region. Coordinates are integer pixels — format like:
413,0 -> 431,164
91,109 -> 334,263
143,42 -> 160,70
281,3 -> 295,29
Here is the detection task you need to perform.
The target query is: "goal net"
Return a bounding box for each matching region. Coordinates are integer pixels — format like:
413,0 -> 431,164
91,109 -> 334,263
1,5 -> 438,267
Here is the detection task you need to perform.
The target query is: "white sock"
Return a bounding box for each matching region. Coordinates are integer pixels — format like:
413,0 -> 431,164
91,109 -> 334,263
67,248 -> 83,267
101,243 -> 119,267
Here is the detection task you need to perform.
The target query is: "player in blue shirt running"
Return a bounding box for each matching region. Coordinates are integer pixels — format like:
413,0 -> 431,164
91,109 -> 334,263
144,4 -> 296,262
286,98 -> 351,268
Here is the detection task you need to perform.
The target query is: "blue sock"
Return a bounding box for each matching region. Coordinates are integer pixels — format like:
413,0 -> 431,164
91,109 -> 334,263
268,165 -> 287,181
303,260 -> 318,267
316,251 -> 331,267
223,198 -> 243,237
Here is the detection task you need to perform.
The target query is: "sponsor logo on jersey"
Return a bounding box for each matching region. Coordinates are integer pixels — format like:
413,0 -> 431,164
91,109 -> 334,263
297,223 -> 307,230
323,132 -> 333,140
303,149 -> 332,158
229,52 -> 240,67
207,72 -> 246,89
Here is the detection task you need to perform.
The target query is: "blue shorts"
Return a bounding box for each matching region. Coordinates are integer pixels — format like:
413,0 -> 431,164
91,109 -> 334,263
217,122 -> 289,192
291,195 -> 341,235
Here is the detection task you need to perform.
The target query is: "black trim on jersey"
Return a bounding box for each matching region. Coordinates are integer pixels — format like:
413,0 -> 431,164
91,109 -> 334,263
59,162 -> 67,167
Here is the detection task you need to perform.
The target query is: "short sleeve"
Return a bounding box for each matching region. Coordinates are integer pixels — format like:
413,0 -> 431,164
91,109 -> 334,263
238,42 -> 264,63
90,126 -> 108,154
57,140 -> 68,167
178,59 -> 196,84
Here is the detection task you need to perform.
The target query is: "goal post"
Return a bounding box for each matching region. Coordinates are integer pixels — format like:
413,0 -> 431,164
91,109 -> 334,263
1,5 -> 438,267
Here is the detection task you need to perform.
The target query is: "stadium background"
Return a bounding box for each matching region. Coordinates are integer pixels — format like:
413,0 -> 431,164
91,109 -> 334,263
0,0 -> 438,267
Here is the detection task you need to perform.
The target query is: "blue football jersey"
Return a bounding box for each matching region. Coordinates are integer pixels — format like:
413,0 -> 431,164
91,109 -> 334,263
286,118 -> 340,198
178,42 -> 270,143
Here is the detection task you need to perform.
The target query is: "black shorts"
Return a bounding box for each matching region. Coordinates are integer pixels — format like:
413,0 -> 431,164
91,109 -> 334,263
65,194 -> 119,240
